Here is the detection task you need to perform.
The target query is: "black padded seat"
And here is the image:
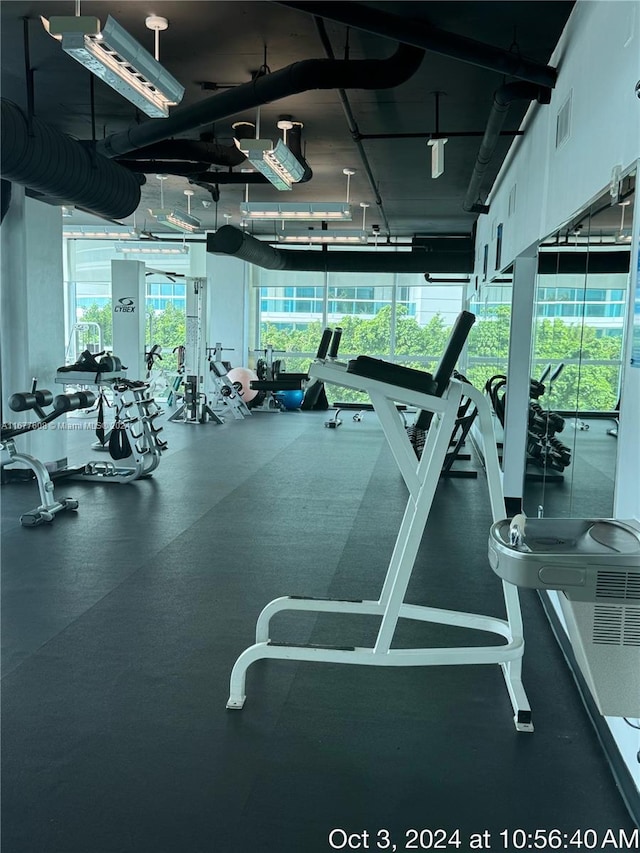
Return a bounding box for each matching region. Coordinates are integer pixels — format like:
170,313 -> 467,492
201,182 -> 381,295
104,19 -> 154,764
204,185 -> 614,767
346,355 -> 438,396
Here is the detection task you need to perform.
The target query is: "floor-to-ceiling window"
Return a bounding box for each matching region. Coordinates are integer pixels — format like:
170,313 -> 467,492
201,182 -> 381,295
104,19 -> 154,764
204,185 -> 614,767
251,262 -> 466,401
63,240 -> 190,379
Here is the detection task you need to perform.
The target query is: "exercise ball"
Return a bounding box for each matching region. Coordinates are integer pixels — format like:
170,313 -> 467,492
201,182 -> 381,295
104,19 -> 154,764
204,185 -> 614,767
227,367 -> 259,402
275,389 -> 304,410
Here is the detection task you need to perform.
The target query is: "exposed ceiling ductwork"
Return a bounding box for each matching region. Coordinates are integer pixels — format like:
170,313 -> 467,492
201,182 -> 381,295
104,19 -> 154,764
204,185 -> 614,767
207,225 -> 473,273
464,81 -> 551,214
0,2 -> 571,233
0,99 -> 144,220
97,43 -> 425,158
116,120 -> 312,187
277,1 -> 558,88
118,139 -> 246,169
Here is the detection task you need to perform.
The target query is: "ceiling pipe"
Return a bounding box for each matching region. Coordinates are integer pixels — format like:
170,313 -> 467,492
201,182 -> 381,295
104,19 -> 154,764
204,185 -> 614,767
114,161 -> 282,185
313,16 -> 390,235
287,121 -> 313,182
97,43 -> 425,158
117,160 -> 212,175
278,1 -> 558,88
0,99 -> 144,220
207,225 -> 473,273
463,81 -> 551,214
117,139 -> 246,168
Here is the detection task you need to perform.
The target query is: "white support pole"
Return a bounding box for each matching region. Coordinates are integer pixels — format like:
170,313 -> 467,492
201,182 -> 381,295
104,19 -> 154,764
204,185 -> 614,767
111,260 -> 146,382
502,242 -> 538,512
614,160 -> 640,521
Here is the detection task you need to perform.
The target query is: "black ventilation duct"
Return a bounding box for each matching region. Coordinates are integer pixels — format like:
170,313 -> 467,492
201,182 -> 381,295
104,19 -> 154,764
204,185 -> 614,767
538,251 -> 630,275
117,139 -> 246,168
1,100 -> 144,220
278,1 -> 558,88
1,179 -> 11,224
98,43 -> 425,158
463,82 -> 551,214
207,226 -> 473,273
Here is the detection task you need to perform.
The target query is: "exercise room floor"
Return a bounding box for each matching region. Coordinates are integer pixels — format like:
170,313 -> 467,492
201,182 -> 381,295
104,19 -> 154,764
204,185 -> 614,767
1,408 -> 636,852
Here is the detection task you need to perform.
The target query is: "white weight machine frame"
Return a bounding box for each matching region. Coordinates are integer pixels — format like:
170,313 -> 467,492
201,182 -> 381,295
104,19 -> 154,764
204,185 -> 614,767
227,361 -> 533,732
169,277 -> 223,425
208,343 -> 251,420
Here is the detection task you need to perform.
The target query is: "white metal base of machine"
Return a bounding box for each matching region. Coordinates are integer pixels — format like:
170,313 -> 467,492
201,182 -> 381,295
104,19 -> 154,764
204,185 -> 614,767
227,362 -> 533,732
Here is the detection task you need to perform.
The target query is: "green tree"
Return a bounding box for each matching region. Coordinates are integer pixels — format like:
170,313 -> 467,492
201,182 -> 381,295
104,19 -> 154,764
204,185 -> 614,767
78,303 -> 113,349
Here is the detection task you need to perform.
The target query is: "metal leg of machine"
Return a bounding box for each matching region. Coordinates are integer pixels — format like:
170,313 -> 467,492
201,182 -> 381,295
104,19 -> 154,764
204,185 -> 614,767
227,365 -> 533,731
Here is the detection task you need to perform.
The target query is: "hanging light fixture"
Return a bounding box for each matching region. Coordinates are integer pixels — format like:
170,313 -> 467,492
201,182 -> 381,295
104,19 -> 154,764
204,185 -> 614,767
63,224 -> 139,239
276,229 -> 367,244
427,138 -> 448,179
42,11 -> 184,118
240,201 -> 352,221
115,242 -> 189,255
234,118 -> 305,191
149,178 -> 202,234
616,200 -> 633,243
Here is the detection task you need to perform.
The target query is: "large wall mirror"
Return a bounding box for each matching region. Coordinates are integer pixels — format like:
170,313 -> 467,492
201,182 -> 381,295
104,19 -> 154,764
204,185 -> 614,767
524,169 -> 635,519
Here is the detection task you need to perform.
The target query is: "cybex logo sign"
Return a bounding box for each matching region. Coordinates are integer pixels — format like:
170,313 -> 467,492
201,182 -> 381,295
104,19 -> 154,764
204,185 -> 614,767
114,297 -> 135,313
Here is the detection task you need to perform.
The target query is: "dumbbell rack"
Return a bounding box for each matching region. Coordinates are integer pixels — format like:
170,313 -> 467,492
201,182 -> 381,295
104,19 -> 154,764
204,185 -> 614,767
56,373 -> 166,483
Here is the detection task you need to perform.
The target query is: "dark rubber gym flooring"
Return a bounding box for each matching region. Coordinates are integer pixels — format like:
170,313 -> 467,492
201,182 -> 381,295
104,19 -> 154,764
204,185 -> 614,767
2,409 -> 635,852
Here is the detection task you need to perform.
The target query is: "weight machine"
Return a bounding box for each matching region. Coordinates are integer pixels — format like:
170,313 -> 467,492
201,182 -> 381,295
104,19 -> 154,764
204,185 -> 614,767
1,359 -> 168,526
228,313 -> 533,731
169,277 -> 223,425
248,343 -> 308,412
1,383 -> 89,525
207,344 -> 251,420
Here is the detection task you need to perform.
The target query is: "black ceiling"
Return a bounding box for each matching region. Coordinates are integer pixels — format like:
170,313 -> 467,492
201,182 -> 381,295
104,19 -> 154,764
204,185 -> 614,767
1,1 -> 576,240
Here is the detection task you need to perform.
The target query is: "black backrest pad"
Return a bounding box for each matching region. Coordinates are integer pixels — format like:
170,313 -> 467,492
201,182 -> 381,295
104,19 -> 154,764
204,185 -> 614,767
316,328 -> 333,360
415,310 -> 476,429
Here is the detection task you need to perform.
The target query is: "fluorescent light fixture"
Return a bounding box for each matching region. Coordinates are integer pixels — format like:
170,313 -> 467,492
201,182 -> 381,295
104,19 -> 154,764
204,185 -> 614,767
237,139 -> 305,191
43,15 -> 184,118
148,209 -> 201,233
63,225 -> 139,239
115,242 -> 189,255
276,229 -> 367,244
427,138 -> 448,179
240,202 -> 352,221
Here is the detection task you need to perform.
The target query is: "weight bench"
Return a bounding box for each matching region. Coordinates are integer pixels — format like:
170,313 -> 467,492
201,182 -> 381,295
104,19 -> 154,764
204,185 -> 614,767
1,383 -> 95,526
227,311 -> 533,731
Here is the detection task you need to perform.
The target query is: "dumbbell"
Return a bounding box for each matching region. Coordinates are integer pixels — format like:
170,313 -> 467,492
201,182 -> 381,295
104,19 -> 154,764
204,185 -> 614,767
53,391 -> 97,412
9,389 -> 54,412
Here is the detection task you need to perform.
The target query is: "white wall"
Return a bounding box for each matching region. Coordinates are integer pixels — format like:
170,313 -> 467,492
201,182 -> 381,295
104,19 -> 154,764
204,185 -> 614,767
1,190 -> 66,465
475,0 -> 640,273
